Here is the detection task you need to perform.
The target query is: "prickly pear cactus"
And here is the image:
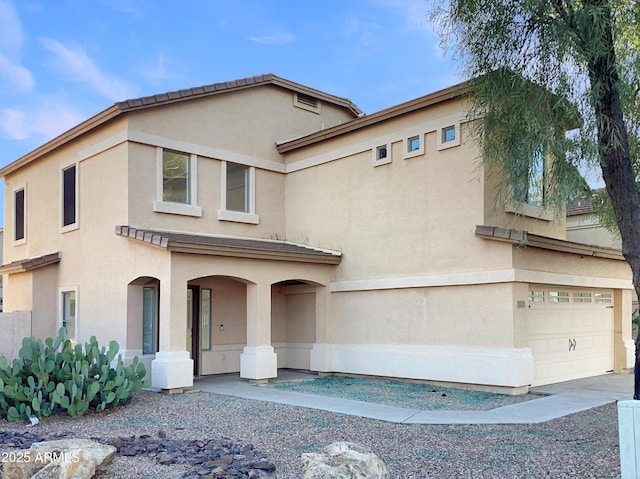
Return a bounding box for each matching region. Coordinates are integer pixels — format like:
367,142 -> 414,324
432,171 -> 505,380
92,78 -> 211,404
0,328 -> 148,421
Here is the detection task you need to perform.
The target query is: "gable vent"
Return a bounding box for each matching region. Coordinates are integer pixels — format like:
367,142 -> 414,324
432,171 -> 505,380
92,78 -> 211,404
294,92 -> 321,113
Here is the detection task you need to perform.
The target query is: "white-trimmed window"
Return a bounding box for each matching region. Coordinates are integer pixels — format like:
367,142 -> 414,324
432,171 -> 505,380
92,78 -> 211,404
525,150 -> 545,207
529,290 -> 545,302
13,185 -> 26,244
60,287 -> 78,343
142,286 -> 158,355
549,291 -> 570,303
217,161 -> 259,224
437,124 -> 461,150
61,163 -> 78,232
573,292 -> 592,303
372,144 -> 392,167
153,148 -> 202,217
595,292 -> 612,304
403,134 -> 424,159
201,288 -> 211,351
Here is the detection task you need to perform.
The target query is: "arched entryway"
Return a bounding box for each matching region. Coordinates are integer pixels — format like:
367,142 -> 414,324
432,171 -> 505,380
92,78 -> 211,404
125,276 -> 161,376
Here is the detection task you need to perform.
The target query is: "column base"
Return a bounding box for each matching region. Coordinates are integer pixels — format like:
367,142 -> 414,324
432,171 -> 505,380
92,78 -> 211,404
240,345 -> 277,380
151,351 -> 193,390
310,343 -> 333,372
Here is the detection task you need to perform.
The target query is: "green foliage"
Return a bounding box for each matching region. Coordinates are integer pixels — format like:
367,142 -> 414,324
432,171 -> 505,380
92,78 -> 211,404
0,328 -> 148,421
432,0 -> 639,230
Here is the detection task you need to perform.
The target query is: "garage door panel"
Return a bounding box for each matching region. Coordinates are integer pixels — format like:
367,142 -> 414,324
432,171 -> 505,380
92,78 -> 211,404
527,287 -> 614,387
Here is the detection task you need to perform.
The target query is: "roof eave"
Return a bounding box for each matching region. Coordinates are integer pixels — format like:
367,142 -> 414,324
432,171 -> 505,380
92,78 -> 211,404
276,82 -> 469,153
168,243 -> 341,265
475,225 -> 625,260
0,105 -> 121,178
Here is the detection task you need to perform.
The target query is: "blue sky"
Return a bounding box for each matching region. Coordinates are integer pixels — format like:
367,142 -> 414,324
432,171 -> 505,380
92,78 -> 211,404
0,0 -> 460,226
0,0 -> 459,161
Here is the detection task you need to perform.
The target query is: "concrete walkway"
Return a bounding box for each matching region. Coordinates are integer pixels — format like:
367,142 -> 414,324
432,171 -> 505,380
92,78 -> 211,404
193,371 -> 634,425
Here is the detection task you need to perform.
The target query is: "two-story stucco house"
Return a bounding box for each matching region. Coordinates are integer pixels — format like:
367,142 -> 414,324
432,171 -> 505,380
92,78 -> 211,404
0,74 -> 634,394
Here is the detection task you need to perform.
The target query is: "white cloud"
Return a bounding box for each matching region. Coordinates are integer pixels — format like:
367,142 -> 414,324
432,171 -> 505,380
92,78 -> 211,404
249,31 -> 295,45
0,102 -> 84,141
0,0 -> 24,53
40,38 -> 137,101
0,53 -> 33,91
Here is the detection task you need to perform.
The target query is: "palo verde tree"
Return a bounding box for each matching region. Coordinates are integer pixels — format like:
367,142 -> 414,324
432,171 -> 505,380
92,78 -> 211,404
432,1 -> 640,396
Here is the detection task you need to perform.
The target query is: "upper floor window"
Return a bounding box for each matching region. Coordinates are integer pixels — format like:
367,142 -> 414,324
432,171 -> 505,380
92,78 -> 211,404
61,164 -> 78,231
162,150 -> 190,203
525,150 -> 545,207
218,161 -> 259,224
14,186 -> 25,243
226,162 -> 249,212
437,123 -> 461,150
153,148 -> 202,217
443,126 -> 456,143
372,143 -> 392,167
403,133 -> 424,159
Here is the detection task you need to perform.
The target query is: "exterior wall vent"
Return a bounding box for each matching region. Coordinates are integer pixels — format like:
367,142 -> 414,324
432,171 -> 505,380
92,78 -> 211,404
294,92 -> 321,113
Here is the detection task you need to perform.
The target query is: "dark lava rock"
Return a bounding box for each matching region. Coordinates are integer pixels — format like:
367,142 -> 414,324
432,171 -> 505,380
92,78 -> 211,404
0,430 -> 276,478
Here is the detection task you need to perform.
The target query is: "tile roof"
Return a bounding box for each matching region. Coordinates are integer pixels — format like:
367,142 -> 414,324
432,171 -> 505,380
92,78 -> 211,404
116,73 -> 362,116
0,252 -> 61,274
475,225 -> 624,260
0,73 -> 362,178
115,226 -> 342,265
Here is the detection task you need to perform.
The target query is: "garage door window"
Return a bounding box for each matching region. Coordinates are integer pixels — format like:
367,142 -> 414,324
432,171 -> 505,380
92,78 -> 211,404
529,290 -> 545,302
595,292 -> 612,304
549,291 -> 570,303
573,292 -> 592,303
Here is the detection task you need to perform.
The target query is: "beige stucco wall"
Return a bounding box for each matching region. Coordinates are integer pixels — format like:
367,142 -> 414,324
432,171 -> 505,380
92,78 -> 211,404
566,212 -> 622,249
127,142 -> 287,238
284,99 -> 514,281
127,85 -> 356,163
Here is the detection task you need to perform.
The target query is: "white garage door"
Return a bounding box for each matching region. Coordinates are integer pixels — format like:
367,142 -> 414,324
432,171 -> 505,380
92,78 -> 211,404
527,286 -> 614,387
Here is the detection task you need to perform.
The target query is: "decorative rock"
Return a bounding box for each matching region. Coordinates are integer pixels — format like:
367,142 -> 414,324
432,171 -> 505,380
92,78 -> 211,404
301,442 -> 389,479
0,432 -> 276,479
2,439 -> 116,479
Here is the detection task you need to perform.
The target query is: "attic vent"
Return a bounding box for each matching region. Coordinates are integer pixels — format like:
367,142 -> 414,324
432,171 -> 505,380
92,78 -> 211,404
294,92 -> 321,113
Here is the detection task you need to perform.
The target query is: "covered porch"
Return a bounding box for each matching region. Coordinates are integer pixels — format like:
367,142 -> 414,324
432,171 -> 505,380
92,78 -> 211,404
117,226 -> 341,392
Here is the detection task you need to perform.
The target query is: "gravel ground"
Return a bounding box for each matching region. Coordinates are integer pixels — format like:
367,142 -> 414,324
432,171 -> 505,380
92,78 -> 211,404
0,385 -> 621,479
267,375 -> 537,410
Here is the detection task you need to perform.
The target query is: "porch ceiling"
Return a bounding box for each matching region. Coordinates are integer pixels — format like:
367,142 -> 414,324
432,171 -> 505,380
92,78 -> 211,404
115,226 -> 342,265
0,252 -> 61,274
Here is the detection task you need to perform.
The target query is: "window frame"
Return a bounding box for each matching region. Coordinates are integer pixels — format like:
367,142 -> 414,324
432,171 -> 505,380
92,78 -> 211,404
372,143 -> 392,167
217,161 -> 259,224
437,123 -> 461,150
59,286 -> 79,344
13,184 -> 26,245
142,286 -> 159,355
61,163 -> 79,232
153,147 -> 202,217
403,134 -> 424,159
525,150 -> 545,208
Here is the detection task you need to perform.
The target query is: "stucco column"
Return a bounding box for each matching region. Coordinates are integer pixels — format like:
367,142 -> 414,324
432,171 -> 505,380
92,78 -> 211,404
614,288 -> 635,372
240,282 -> 277,381
151,265 -> 194,391
310,285 -> 332,372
